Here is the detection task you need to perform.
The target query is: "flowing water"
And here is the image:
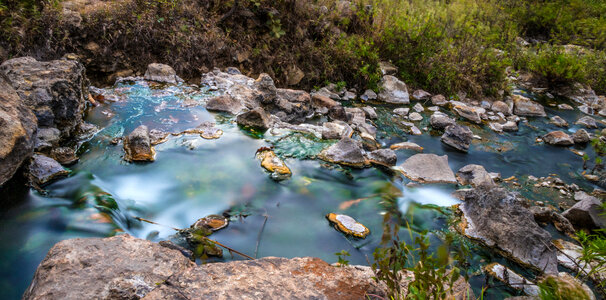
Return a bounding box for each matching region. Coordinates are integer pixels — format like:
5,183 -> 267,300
0,80 -> 601,299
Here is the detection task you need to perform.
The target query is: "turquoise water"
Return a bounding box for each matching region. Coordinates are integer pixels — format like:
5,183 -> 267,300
0,80 -> 601,299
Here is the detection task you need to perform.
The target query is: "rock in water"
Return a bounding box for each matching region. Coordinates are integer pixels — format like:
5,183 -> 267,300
144,63 -> 180,84
206,95 -> 244,114
0,75 -> 37,186
575,116 -> 597,128
50,147 -> 78,165
441,124 -> 473,152
236,107 -> 271,130
543,131 -> 574,146
326,213 -> 370,238
431,94 -> 448,106
191,214 -> 229,232
452,104 -> 482,124
367,149 -> 397,166
22,235 -> 195,300
491,101 -> 510,114
182,122 -> 223,139
390,142 -> 423,152
318,137 -> 367,167
550,115 -> 568,127
457,186 -> 558,274
377,75 -> 409,104
562,193 -> 606,230
397,154 -> 457,184
123,125 -> 155,162
456,164 -> 495,187
28,154 -> 69,186
513,94 -> 546,117
572,129 -> 591,144
430,112 -> 456,130
257,150 -> 292,180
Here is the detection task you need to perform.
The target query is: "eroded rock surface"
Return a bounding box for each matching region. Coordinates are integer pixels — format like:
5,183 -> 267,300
377,75 -> 409,104
318,137 -> 367,167
398,154 -> 456,184
123,125 -> 155,162
441,124 -> 473,152
513,94 -> 546,117
144,63 -> 180,84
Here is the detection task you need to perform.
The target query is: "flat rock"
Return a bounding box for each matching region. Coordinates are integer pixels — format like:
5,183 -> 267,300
575,116 -> 597,128
257,150 -> 291,180
393,107 -> 410,117
34,127 -> 61,151
236,107 -> 271,130
452,103 -> 482,124
206,95 -> 244,114
491,101 -> 510,114
484,263 -> 539,296
144,63 -> 180,84
28,154 -> 69,186
550,115 -> 568,127
367,148 -> 397,166
390,142 -> 423,152
318,137 -> 367,167
513,94 -> 546,117
326,213 -> 370,238
441,124 -> 473,152
123,125 -> 155,162
456,164 -> 495,187
50,147 -> 78,165
398,154 -> 456,184
377,75 -> 409,104
543,131 -> 574,146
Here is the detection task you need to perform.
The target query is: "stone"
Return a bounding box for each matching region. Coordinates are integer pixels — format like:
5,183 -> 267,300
489,122 -> 503,133
550,115 -> 568,127
313,87 -> 341,101
408,112 -> 423,122
379,61 -> 398,75
285,65 -> 304,85
182,122 -> 223,139
575,116 -> 597,128
328,105 -> 348,122
367,149 -> 397,166
1,56 -> 87,138
441,124 -> 473,152
458,186 -> 558,274
502,121 -> 519,132
257,150 -> 291,180
50,147 -> 78,165
430,112 -> 456,130
149,129 -> 170,145
22,234 -> 194,300
412,103 -> 424,112
123,125 -> 155,162
377,75 -> 409,104
322,121 -> 353,140
360,89 -> 377,101
484,263 -> 539,297
543,131 -> 574,146
553,239 -> 606,285
267,89 -> 312,124
456,164 -> 495,187
513,94 -> 546,117
34,127 -> 61,151
397,154 -> 457,184
345,107 -> 366,125
326,213 -> 370,238
558,103 -> 573,110
431,94 -> 448,106
491,101 -> 510,114
572,129 -> 591,144
191,215 -> 229,232
236,108 -> 271,130
28,154 -> 69,186
205,95 -> 244,114
562,194 -> 606,230
144,63 -> 180,84
412,89 -> 431,101
393,107 -> 410,117
0,76 -> 37,186
342,91 -> 356,101
318,137 -> 367,167
252,73 -> 277,104
390,142 -> 423,152
529,206 -> 575,236
452,103 -> 482,124
361,106 -> 377,119
410,126 -> 422,135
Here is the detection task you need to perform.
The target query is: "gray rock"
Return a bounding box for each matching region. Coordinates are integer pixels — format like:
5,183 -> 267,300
530,206 -> 575,236
236,108 -> 271,130
318,137 -> 367,167
431,94 -> 448,106
550,116 -> 568,127
458,186 -> 558,274
50,147 -> 78,165
144,63 -> 180,84
377,75 -> 409,104
558,103 -> 574,110
573,129 -> 591,144
390,142 -> 423,152
270,89 -> 311,123
456,164 -> 495,187
513,94 -> 546,117
342,91 -> 356,101
322,121 -> 353,140
360,89 -> 377,101
0,75 -> 37,186
23,234 -> 195,300
253,73 -> 277,104
367,149 -> 397,166
361,106 -> 377,119
452,103 -> 482,124
28,154 -> 69,186
491,101 -> 510,114
393,107 -> 410,117
313,87 -> 341,101
575,116 -> 597,128
345,107 -> 366,125
328,105 -> 348,122
441,124 -> 473,152
123,125 -> 155,162
562,194 -> 606,230
543,131 -> 574,146
398,154 -> 456,184
408,112 -> 423,122
34,127 -> 61,151
430,112 -> 455,130
502,121 -> 519,132
412,103 -> 424,112
412,89 -> 431,101
311,94 -> 339,109
410,125 -> 422,135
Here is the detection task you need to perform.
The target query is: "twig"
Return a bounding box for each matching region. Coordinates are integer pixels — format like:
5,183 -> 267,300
255,214 -> 269,259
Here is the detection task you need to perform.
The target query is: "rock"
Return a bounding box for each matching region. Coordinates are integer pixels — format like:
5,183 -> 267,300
377,75 -> 409,104
390,142 -> 423,152
342,91 -> 356,101
441,124 -> 473,152
408,112 -> 423,122
367,149 -> 397,166
572,129 -> 591,144
28,154 -> 69,186
502,121 -> 519,132
412,103 -> 424,112
326,213 -> 370,238
431,94 -> 448,106
191,215 -> 229,232
379,61 -> 398,75
456,164 -> 495,187
22,234 -> 195,300
457,186 -> 558,274
513,94 -> 546,117
360,89 -> 377,101
50,147 -> 78,165
34,127 -> 61,151
268,89 -> 311,123
412,89 -> 431,101
225,84 -> 262,111
123,125 -> 155,162
393,107 -> 410,117
397,154 -> 457,184
313,87 -> 341,101
550,116 -> 568,127
558,103 -> 574,110
328,105 -> 348,122
543,131 -> 574,146
149,129 -> 170,145
575,116 -> 597,128
452,103 -> 482,124
322,121 -> 353,140
410,126 -> 422,135
257,150 -> 291,180
430,112 -> 456,130
489,122 -> 504,133
0,75 -> 37,186
318,137 -> 367,167
205,95 -> 244,115
144,63 -> 180,84
285,65 -> 304,86
553,239 -> 606,285
1,56 -> 87,138
253,73 -> 277,104
529,206 -> 575,236
562,193 -> 606,230
361,106 -> 377,119
345,107 -> 366,125
236,108 -> 271,130
538,273 -> 596,300
491,101 -> 510,114
484,263 -> 539,297
182,122 -> 223,139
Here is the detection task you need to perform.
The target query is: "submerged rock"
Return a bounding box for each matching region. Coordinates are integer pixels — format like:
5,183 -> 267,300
326,213 -> 370,238
318,137 -> 367,167
144,63 -> 180,84
456,164 -> 495,187
28,154 -> 69,186
257,150 -> 292,180
397,154 -> 456,184
513,94 -> 546,117
367,149 -> 397,166
543,131 -> 574,146
390,142 -> 423,152
236,107 -> 271,130
562,193 -> 606,230
377,75 -> 409,104
123,125 -> 155,162
457,186 -> 558,274
441,124 -> 473,152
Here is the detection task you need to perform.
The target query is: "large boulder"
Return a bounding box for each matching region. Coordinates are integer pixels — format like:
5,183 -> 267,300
318,137 -> 367,167
0,56 -> 88,138
397,154 -> 456,184
543,131 -> 574,146
562,194 -> 606,230
458,186 -> 558,274
270,89 -> 312,124
441,124 -> 473,152
206,95 -> 244,115
0,75 -> 37,186
377,75 -> 409,104
123,125 -> 155,162
143,63 -> 180,84
513,94 -> 546,117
